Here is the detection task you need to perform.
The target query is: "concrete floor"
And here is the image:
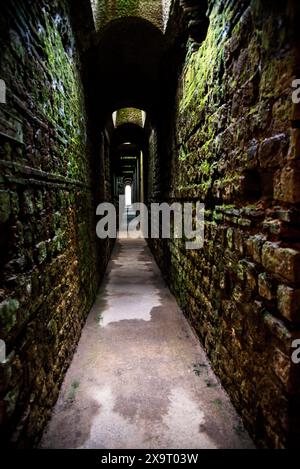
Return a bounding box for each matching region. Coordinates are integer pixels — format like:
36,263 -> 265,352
41,237 -> 254,449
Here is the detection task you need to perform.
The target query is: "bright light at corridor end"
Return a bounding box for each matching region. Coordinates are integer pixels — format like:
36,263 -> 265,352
125,185 -> 132,206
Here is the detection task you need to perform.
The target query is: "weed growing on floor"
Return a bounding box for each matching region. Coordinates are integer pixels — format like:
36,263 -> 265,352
233,422 -> 246,436
68,380 -> 80,401
192,362 -> 208,376
212,398 -> 223,408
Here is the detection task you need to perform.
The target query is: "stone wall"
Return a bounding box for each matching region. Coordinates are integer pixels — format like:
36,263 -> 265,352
0,0 -> 111,446
1,0 -> 300,450
149,0 -> 300,448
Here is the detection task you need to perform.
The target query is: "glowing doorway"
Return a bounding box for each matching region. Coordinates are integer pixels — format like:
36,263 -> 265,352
125,185 -> 132,206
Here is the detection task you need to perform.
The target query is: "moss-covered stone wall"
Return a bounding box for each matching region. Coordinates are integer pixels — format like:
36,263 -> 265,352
0,0 -> 111,446
149,0 -> 300,448
1,0 -> 299,450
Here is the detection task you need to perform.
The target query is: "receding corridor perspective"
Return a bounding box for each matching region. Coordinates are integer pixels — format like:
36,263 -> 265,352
1,0 -> 300,451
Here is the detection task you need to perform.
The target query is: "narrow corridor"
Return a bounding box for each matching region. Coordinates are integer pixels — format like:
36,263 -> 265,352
1,0 -> 300,450
41,238 -> 254,449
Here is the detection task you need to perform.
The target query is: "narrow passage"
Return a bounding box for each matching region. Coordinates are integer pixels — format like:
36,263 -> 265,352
41,238 -> 254,449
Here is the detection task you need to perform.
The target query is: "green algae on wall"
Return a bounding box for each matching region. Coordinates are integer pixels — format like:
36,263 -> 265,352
149,0 -> 300,449
0,0 -> 110,447
36,7 -> 88,181
91,0 -> 141,29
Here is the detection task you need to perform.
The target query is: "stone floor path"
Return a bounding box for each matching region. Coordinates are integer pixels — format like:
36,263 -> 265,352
41,238 -> 254,449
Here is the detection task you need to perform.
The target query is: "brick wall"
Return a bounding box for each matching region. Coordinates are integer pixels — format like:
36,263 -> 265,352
149,0 -> 300,448
0,0 -> 111,446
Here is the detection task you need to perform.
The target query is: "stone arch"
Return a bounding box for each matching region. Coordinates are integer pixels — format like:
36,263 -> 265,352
90,0 -> 171,33
90,17 -> 164,119
87,16 -> 165,123
110,123 -> 149,202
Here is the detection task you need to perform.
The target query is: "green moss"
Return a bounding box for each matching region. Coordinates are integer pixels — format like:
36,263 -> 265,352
93,0 -> 139,29
0,299 -> 19,335
193,362 -> 207,376
68,380 -> 80,400
0,191 -> 11,223
4,387 -> 20,418
30,7 -> 88,181
116,0 -> 138,16
115,108 -> 143,127
180,4 -> 225,115
47,319 -> 58,337
178,145 -> 190,161
199,160 -> 210,176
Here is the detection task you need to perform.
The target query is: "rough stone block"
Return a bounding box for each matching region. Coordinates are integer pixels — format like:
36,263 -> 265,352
234,230 -> 245,256
273,348 -> 300,394
258,272 -> 276,300
10,191 -> 20,217
258,133 -> 288,168
292,101 -> 300,121
226,227 -> 234,249
263,312 -> 292,345
0,299 -> 19,336
246,140 -> 258,168
35,241 -> 47,264
288,129 -> 300,160
262,242 -> 300,283
241,260 -> 257,291
4,386 -> 20,419
274,165 -> 300,203
271,208 -> 300,223
277,285 -> 300,322
246,235 -> 266,263
22,190 -> 35,216
0,191 -> 11,224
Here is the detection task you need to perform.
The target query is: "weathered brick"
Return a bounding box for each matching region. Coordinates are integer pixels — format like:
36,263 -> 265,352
263,312 -> 292,345
277,285 -> 300,322
274,165 -> 300,203
0,299 -> 19,337
246,235 -> 266,263
3,386 -> 20,419
258,272 -> 276,300
21,190 -> 35,216
0,0 -> 108,448
262,242 -> 300,283
272,348 -> 300,394
0,191 -> 11,224
258,133 -> 288,168
288,129 -> 300,160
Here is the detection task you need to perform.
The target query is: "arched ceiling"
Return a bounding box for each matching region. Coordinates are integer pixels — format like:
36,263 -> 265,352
110,123 -> 148,177
112,123 -> 148,149
69,0 -> 209,186
113,108 -> 146,129
88,17 -> 165,122
90,0 -> 172,32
